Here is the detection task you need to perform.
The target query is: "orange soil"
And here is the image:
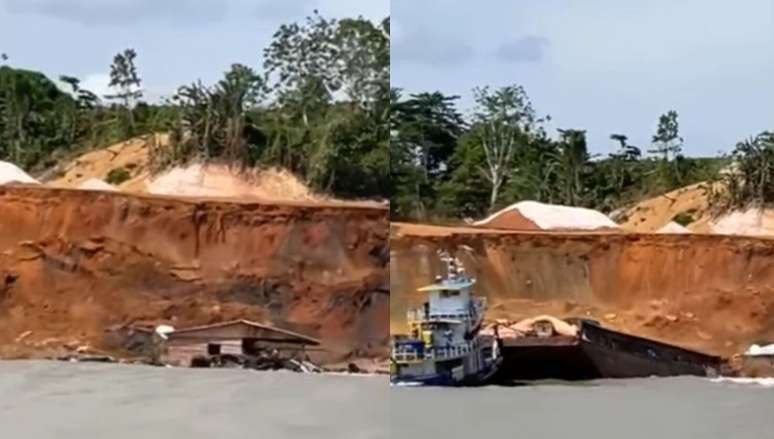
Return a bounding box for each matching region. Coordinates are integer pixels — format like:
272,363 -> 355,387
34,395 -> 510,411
44,135 -> 358,205
391,222 -> 774,358
620,182 -> 715,233
0,185 -> 388,363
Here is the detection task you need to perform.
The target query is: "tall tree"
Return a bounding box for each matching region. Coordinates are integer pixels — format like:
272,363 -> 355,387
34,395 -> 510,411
470,85 -> 543,210
649,110 -> 684,184
554,129 -> 590,206
105,49 -> 143,135
391,91 -> 465,218
650,110 -> 683,160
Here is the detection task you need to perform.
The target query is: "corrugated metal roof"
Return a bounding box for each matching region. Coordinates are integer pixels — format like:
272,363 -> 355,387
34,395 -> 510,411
167,319 -> 320,345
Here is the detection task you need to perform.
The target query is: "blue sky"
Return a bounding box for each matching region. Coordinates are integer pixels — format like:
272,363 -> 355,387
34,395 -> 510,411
0,0 -> 388,101
392,0 -> 774,156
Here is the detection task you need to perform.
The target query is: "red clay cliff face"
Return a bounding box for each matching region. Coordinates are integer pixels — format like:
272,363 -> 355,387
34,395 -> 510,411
391,223 -> 774,358
0,186 -> 388,362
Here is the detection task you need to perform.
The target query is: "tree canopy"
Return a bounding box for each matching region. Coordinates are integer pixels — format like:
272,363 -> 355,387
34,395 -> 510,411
391,84 -> 727,221
0,13 -> 390,201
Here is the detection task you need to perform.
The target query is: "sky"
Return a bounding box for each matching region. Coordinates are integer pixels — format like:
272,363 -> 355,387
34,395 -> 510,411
0,0 -> 388,101
392,0 -> 774,156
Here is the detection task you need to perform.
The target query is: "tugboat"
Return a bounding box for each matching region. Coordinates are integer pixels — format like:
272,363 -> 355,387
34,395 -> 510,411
390,251 -> 501,386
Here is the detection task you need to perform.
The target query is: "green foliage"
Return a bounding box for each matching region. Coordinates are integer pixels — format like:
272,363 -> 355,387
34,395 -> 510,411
672,212 -> 695,226
708,132 -> 774,211
0,13 -> 390,201
0,66 -> 78,168
105,167 -> 131,185
105,48 -> 143,136
391,84 -> 726,221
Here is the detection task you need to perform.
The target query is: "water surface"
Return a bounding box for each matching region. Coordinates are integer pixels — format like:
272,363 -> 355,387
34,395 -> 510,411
392,377 -> 774,438
0,361 -> 388,439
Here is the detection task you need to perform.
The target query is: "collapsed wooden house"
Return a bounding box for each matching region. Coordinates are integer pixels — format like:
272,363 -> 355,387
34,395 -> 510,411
158,319 -> 321,367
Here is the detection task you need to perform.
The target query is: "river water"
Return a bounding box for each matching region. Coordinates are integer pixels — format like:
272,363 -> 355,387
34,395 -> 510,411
391,377 -> 774,439
3,361 -> 772,438
0,361 -> 388,439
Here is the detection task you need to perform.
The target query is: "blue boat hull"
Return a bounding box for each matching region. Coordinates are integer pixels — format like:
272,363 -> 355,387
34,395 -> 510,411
390,358 -> 502,387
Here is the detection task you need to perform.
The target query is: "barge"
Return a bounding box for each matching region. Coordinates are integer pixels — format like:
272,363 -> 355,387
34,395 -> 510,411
495,318 -> 724,382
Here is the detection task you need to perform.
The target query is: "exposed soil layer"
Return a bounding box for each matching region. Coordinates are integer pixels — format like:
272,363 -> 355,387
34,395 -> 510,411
391,222 -> 774,358
0,185 -> 388,364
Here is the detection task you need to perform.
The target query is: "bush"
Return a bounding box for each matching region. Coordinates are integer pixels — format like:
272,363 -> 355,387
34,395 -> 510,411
672,212 -> 695,226
105,167 -> 131,185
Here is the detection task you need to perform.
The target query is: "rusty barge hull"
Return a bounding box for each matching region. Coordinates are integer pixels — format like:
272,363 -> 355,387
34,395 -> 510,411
497,323 -> 724,382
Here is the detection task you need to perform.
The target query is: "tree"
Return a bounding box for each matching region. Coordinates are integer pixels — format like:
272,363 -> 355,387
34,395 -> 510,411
650,110 -> 683,160
554,129 -> 590,206
0,67 -> 76,167
166,64 -> 264,166
262,12 -> 390,198
470,85 -> 544,210
609,133 -> 641,162
105,49 -> 143,135
391,91 -> 465,218
649,110 -> 684,185
709,132 -> 774,211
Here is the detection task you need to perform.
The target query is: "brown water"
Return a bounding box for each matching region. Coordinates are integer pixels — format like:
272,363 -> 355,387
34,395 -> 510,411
0,361 -> 388,439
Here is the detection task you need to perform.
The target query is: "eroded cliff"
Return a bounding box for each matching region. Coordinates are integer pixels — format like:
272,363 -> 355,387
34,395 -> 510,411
0,186 -> 388,363
391,223 -> 774,357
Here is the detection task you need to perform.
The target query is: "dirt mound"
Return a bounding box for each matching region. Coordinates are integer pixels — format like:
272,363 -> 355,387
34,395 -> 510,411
47,135 -> 156,192
0,161 -> 39,185
146,163 -> 319,202
621,182 -> 774,237
77,178 -> 117,192
475,201 -> 618,231
46,135 -> 326,203
620,183 -> 715,233
391,223 -> 774,358
0,185 -> 388,363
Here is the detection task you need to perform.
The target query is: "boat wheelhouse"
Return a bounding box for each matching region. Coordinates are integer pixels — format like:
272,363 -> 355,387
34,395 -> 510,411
390,252 -> 501,386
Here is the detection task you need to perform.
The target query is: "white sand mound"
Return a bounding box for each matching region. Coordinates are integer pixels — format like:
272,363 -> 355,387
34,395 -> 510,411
0,161 -> 39,185
77,178 -> 118,192
710,209 -> 774,236
474,201 -> 619,231
656,221 -> 691,234
146,163 -> 318,201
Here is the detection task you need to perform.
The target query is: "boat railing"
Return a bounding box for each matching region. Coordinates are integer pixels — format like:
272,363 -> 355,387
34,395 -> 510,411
431,342 -> 472,360
392,342 -> 473,362
406,308 -> 474,323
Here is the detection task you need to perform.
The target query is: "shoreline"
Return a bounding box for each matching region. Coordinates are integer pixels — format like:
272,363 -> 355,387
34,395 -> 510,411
0,356 -> 390,377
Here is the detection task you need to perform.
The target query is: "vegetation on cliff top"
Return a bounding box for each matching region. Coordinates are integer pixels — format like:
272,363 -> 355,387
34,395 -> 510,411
0,12 -> 389,200
390,84 -> 772,221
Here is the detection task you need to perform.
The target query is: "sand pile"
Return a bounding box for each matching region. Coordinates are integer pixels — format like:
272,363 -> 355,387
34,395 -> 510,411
656,221 -> 691,234
482,315 -> 579,339
46,135 -> 327,203
710,209 -> 774,237
0,161 -> 39,185
77,178 -> 117,192
474,201 -> 618,231
146,164 -> 320,201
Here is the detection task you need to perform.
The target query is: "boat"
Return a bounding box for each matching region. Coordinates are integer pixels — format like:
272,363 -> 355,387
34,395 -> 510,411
390,251 -> 502,386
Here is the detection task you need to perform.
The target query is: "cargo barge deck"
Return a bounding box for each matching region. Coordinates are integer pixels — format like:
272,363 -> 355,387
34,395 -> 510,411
495,321 -> 725,382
